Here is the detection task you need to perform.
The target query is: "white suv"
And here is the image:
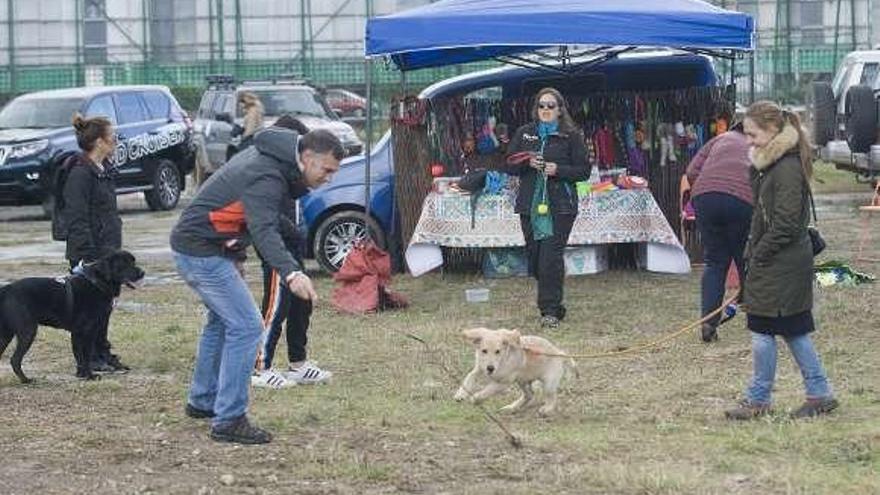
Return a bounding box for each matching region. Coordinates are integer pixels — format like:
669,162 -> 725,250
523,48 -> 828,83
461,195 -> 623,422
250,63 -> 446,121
810,51 -> 880,180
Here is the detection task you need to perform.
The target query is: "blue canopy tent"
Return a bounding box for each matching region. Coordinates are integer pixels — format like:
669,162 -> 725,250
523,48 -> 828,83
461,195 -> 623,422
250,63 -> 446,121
359,0 -> 754,221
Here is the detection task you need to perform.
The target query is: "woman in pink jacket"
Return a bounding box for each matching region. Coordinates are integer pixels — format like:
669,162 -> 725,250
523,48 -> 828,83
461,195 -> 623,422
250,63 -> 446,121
686,123 -> 752,342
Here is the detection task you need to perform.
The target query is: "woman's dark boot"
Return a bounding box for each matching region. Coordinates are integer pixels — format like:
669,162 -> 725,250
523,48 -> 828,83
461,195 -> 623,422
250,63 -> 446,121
701,323 -> 718,343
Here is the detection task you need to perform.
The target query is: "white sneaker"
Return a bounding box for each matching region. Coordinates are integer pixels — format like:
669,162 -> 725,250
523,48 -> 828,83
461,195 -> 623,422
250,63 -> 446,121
282,361 -> 332,385
251,369 -> 295,389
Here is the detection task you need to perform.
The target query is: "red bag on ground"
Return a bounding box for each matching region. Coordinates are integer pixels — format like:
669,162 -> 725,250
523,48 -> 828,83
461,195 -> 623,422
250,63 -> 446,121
331,241 -> 408,314
725,260 -> 740,290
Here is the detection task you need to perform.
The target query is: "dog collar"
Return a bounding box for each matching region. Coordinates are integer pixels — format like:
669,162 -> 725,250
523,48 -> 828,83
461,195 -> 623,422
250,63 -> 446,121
73,270 -> 116,297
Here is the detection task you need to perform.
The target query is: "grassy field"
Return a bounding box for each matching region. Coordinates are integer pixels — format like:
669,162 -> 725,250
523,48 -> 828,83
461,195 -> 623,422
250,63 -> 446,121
0,188 -> 878,494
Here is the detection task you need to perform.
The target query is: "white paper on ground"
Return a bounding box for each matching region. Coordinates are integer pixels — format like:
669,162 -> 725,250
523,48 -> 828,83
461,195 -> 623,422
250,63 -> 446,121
642,242 -> 691,274
405,243 -> 444,277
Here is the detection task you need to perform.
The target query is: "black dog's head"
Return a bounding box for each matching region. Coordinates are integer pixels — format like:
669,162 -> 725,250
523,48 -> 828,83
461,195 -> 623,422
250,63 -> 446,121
88,250 -> 146,295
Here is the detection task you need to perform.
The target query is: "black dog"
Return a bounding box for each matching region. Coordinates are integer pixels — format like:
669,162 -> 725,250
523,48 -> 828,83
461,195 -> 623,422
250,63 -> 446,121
0,250 -> 145,382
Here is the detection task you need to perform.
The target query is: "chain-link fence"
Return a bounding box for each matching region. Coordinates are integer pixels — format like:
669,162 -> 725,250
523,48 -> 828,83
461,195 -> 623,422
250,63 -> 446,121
717,45 -> 849,105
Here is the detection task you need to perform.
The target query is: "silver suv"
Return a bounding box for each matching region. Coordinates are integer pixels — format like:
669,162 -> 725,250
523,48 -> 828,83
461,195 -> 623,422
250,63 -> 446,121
194,75 -> 363,170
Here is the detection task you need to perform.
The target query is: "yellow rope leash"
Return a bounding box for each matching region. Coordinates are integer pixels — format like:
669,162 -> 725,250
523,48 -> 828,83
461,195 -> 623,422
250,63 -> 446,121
529,293 -> 740,360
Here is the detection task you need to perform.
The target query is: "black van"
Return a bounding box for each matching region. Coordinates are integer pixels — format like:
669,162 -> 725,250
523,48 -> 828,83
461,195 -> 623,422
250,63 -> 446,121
0,85 -> 195,213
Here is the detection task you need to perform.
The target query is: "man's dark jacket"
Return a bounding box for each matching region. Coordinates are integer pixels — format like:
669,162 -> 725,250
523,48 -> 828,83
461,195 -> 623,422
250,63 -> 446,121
170,128 -> 309,279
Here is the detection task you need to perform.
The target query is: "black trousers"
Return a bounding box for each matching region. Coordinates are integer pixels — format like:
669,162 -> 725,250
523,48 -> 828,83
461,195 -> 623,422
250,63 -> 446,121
258,260 -> 312,369
519,213 -> 576,319
693,192 -> 752,327
69,258 -> 113,363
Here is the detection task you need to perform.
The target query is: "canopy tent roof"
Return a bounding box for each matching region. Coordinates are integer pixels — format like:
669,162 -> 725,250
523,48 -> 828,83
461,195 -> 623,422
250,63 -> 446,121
365,0 -> 754,71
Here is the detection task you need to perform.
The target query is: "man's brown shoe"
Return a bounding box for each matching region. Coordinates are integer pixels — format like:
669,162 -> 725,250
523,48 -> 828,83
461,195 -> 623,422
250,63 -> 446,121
791,397 -> 839,419
725,399 -> 771,420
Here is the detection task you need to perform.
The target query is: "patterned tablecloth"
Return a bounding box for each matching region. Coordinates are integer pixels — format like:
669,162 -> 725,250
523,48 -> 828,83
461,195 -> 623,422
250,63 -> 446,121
405,188 -> 690,276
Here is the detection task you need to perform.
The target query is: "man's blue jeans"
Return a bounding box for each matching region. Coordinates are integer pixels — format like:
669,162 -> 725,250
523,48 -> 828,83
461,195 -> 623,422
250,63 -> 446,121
174,252 -> 263,427
746,331 -> 832,405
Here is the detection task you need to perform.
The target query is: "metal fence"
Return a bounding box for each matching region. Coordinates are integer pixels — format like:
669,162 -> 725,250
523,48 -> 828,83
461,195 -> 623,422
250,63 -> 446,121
0,44 -> 860,119
0,57 -> 498,111
720,46 -> 849,105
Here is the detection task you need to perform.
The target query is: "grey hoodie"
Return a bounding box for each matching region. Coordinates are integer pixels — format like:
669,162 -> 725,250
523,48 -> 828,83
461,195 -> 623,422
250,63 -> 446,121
170,128 -> 309,279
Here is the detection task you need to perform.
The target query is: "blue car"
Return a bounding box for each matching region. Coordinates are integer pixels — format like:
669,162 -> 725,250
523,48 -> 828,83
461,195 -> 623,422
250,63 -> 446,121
300,130 -> 394,272
301,52 -> 720,272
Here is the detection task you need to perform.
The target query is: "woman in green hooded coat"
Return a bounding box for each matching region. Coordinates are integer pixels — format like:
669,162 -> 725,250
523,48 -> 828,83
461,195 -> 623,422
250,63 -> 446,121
725,101 -> 839,421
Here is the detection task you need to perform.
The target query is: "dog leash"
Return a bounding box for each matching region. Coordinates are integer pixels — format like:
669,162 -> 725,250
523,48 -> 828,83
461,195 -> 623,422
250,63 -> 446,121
529,293 -> 740,360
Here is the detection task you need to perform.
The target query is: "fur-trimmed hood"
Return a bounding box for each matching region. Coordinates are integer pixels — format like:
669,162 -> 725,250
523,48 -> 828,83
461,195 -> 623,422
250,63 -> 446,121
749,123 -> 799,170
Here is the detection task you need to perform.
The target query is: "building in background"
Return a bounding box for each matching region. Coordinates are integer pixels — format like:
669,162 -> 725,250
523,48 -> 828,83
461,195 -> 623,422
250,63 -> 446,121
0,0 -> 442,99
711,0 -> 876,101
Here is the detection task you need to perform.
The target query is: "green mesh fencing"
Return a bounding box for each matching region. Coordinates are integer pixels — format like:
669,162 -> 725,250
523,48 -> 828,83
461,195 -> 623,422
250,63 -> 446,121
0,57 -> 498,112
0,47 -> 857,109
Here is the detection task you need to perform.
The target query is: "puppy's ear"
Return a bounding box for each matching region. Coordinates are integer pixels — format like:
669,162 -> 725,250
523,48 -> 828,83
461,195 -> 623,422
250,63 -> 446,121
461,327 -> 485,346
503,329 -> 522,347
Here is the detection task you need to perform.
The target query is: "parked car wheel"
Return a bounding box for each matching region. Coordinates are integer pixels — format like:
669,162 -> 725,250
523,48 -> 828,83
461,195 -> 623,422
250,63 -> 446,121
845,84 -> 877,154
313,210 -> 385,272
811,81 -> 835,146
145,160 -> 181,211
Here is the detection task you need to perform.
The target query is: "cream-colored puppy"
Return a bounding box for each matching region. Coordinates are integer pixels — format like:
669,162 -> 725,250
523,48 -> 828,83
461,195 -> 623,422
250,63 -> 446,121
453,327 -> 574,415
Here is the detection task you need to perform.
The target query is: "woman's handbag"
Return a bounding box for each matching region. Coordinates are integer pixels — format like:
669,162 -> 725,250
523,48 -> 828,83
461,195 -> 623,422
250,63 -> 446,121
808,226 -> 826,256
456,168 -> 487,192
808,190 -> 826,256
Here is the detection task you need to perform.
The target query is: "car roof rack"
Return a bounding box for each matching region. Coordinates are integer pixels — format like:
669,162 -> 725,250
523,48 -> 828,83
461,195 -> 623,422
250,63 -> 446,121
238,73 -> 314,87
205,74 -> 236,89
206,73 -> 319,90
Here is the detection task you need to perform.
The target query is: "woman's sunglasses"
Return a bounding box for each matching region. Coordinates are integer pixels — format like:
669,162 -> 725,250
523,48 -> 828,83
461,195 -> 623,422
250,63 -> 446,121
538,102 -> 558,110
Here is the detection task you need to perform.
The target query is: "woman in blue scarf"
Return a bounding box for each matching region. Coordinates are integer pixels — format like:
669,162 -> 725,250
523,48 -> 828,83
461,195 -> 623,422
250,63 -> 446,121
507,88 -> 589,328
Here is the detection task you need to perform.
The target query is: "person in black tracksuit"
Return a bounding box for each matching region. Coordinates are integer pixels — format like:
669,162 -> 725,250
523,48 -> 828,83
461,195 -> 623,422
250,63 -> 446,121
63,113 -> 128,372
249,115 -> 332,386
256,212 -> 312,372
506,88 -> 589,328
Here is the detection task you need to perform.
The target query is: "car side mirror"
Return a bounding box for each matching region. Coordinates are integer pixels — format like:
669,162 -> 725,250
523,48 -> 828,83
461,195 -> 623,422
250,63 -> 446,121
216,112 -> 233,124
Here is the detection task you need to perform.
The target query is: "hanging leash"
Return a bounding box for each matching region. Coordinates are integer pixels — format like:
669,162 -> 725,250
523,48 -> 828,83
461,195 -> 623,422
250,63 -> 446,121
528,293 -> 740,360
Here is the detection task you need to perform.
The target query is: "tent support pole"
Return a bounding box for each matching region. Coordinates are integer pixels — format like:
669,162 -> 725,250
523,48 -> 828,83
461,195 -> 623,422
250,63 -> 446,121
729,57 -> 735,87
364,57 -> 373,229
749,51 -> 755,103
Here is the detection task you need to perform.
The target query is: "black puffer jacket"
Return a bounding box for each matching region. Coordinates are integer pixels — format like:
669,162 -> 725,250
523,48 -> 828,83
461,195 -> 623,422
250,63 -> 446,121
62,154 -> 122,264
506,122 -> 589,215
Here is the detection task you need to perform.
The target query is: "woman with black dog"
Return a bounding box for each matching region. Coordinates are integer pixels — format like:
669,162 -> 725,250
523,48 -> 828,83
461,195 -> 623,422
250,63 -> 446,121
506,88 -> 589,328
62,112 -> 129,373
